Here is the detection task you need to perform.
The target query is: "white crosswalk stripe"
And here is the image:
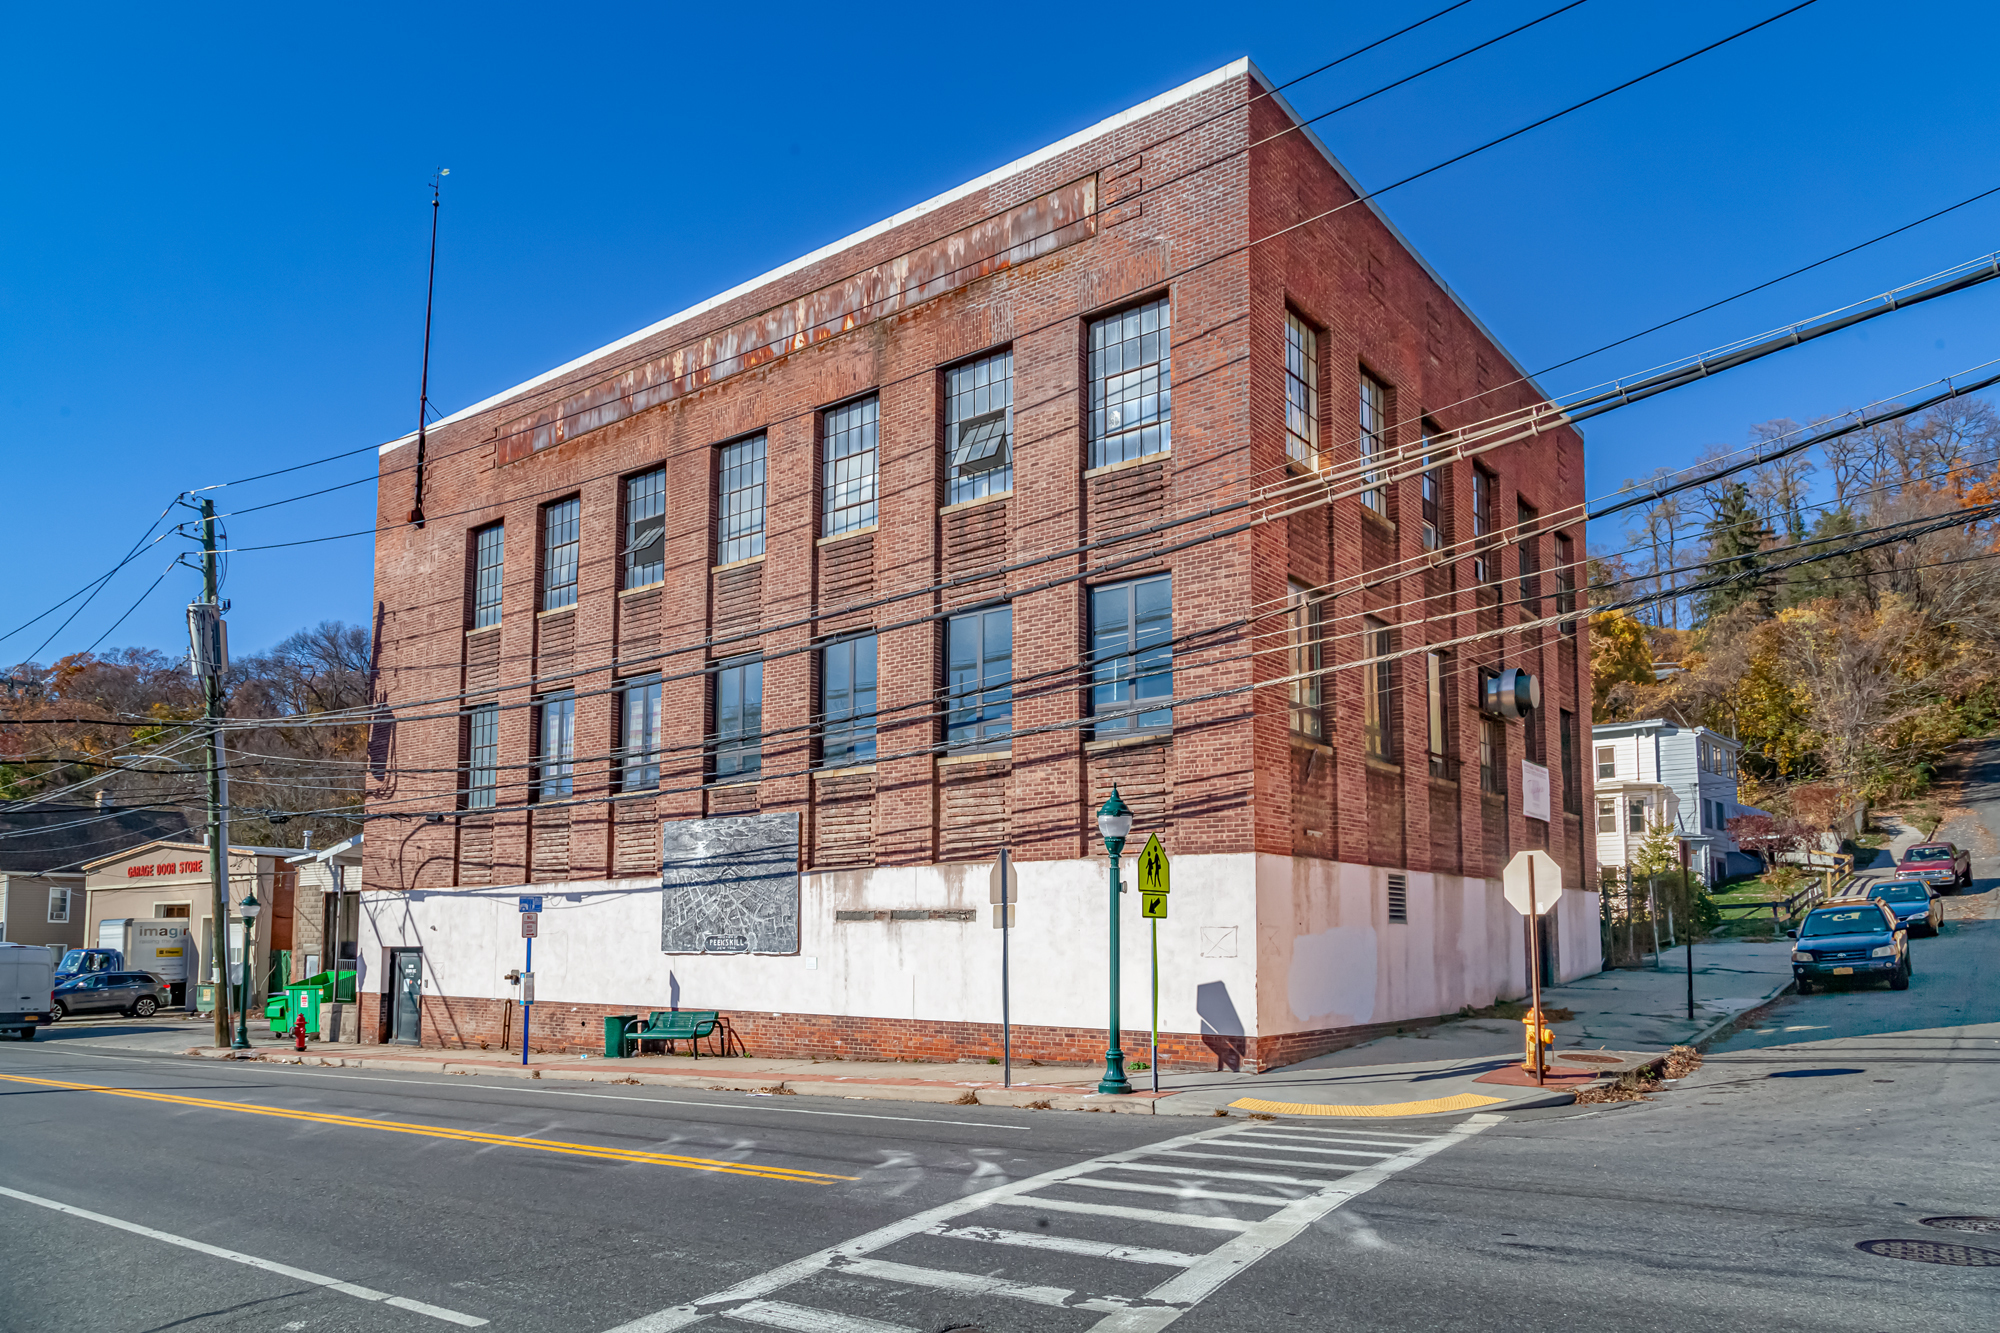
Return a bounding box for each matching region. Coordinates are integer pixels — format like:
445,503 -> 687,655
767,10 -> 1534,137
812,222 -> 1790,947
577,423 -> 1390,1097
601,1112 -> 1501,1333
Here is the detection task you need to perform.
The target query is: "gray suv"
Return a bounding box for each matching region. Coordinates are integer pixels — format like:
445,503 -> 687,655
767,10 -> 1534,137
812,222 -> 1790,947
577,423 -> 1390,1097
50,971 -> 171,1019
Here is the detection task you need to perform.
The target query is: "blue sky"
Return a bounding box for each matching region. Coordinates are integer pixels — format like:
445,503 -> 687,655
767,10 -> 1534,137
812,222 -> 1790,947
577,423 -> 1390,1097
5,0 -> 1998,663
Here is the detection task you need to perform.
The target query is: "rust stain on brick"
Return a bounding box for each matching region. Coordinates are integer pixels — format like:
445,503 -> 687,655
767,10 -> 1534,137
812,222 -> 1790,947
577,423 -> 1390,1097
498,177 -> 1099,463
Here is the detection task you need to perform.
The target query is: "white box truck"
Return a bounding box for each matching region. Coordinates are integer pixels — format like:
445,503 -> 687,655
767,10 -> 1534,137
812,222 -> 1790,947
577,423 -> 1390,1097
96,919 -> 195,1007
1,941 -> 56,1040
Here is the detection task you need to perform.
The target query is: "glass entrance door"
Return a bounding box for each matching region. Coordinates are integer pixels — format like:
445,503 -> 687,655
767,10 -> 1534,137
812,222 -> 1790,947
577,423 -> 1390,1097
389,949 -> 423,1045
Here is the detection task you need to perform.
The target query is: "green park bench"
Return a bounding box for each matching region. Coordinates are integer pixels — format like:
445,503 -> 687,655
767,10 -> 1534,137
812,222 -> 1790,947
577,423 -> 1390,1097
624,1009 -> 722,1058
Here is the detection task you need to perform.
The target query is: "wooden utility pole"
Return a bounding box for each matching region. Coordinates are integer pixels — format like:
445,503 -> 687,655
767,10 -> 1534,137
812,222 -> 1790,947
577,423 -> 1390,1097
197,497 -> 233,1049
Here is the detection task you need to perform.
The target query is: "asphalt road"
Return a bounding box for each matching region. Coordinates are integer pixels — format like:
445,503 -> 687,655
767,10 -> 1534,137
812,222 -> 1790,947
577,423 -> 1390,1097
4,749 -> 1997,1332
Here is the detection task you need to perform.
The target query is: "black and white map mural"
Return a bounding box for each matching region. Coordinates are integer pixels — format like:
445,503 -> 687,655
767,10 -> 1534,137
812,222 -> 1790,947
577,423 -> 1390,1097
660,812 -> 800,954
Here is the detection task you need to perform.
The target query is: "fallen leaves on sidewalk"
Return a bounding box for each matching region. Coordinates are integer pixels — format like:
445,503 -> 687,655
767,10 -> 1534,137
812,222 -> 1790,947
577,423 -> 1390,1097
1572,1046 -> 1701,1104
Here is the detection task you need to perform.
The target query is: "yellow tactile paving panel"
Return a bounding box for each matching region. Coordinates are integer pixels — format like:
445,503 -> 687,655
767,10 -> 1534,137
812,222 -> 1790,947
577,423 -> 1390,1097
0,1073 -> 851,1183
1228,1091 -> 1506,1117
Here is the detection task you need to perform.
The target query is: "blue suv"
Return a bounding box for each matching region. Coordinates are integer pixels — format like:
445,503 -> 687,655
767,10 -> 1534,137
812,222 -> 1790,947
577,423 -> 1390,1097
1790,900 -> 1910,993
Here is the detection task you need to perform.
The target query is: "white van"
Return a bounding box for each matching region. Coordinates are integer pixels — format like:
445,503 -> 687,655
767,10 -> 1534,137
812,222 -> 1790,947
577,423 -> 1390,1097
0,941 -> 56,1040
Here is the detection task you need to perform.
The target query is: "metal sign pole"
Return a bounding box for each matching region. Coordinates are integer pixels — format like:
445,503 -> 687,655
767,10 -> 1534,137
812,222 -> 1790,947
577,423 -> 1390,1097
1680,841 -> 1696,1019
1000,847 -> 1011,1090
1528,857 -> 1544,1087
1150,917 -> 1159,1095
521,933 -> 532,1068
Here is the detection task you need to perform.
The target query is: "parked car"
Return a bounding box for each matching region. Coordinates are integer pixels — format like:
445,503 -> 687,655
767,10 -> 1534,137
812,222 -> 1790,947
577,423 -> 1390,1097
1854,879 -> 1944,936
1789,901 -> 1910,993
49,971 -> 171,1020
1894,841 -> 1972,890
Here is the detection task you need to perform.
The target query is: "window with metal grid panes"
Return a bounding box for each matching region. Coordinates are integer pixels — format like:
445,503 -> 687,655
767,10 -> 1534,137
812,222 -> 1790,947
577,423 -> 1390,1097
619,676 -> 662,791
1088,298 -> 1171,469
471,523 -> 504,627
465,703 -> 499,808
945,351 -> 1013,504
712,657 -> 763,778
819,635 -> 878,768
717,434 -> 767,564
541,496 -> 580,610
535,692 -> 575,800
1284,312 -> 1318,469
623,469 -> 665,588
821,396 -> 879,536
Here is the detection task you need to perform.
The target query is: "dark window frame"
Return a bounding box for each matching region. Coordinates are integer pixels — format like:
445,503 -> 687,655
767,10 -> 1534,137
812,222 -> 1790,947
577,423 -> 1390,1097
818,634 -> 879,769
1560,709 -> 1580,813
1087,296 -> 1173,469
944,349 -> 1015,505
821,394 -> 880,537
464,701 -> 499,810
1284,311 -> 1320,470
946,604 -> 1014,750
1088,573 -> 1174,737
622,468 -> 667,590
710,655 -> 764,780
470,523 -> 505,629
617,675 -> 663,792
540,495 -> 581,612
1426,650 -> 1451,778
1363,616 -> 1396,762
533,691 -> 575,802
716,433 -> 768,566
1358,370 -> 1388,514
1287,580 -> 1325,741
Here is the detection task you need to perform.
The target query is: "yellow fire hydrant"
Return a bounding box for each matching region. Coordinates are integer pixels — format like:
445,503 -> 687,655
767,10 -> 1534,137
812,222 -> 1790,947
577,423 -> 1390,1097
1521,1007 -> 1555,1072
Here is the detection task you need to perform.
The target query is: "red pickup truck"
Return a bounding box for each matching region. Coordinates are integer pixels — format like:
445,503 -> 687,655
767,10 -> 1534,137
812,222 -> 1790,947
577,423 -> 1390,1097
1894,841 -> 1972,890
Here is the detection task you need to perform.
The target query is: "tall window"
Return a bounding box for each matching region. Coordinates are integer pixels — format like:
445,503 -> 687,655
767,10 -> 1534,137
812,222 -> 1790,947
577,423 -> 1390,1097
1284,313 -> 1319,469
623,469 -> 666,589
712,657 -> 763,779
946,350 -> 1013,505
1287,581 -> 1324,741
819,635 -> 878,768
541,497 -> 580,611
947,605 -> 1013,749
47,886 -> 71,924
1523,707 -> 1545,765
1597,799 -> 1616,834
1420,424 -> 1445,551
465,702 -> 499,809
534,692 -> 575,800
1358,373 -> 1388,513
1560,709 -> 1579,813
1426,651 -> 1449,777
1554,532 -> 1577,633
1471,466 -> 1495,583
1088,297 -> 1172,468
471,524 -> 505,629
1597,746 -> 1617,779
618,676 -> 662,791
822,395 -> 879,536
1516,500 -> 1540,608
1480,716 -> 1504,795
1363,617 -> 1394,760
717,435 -> 767,564
1089,574 -> 1173,735
1627,797 -> 1648,833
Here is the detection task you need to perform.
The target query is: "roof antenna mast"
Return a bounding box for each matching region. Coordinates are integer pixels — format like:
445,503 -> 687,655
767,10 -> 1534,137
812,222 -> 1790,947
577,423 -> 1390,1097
408,168 -> 448,527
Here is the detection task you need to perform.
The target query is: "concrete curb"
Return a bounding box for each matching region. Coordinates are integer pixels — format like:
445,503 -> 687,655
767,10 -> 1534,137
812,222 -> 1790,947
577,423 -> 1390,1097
1687,979 -> 1798,1052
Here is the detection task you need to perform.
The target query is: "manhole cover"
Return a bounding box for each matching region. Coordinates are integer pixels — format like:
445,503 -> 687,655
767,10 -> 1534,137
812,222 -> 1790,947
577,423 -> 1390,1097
1554,1054 -> 1623,1065
1857,1239 -> 2000,1266
1921,1216 -> 2000,1234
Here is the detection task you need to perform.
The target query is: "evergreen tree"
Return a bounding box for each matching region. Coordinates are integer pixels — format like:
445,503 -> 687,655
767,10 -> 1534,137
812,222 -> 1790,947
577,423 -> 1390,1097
1696,481 -> 1772,624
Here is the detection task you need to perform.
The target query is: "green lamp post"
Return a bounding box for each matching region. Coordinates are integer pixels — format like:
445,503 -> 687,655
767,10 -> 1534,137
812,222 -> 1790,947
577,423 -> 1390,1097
1096,787 -> 1135,1095
231,888 -> 261,1051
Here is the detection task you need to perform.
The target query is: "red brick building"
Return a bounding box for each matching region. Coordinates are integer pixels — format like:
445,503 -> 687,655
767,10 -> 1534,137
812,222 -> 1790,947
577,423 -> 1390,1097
360,59 -> 1595,1069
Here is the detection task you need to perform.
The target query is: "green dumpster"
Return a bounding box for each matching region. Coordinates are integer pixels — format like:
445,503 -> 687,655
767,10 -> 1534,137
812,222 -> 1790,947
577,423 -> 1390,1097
265,992 -> 291,1035
297,970 -> 357,1003
605,1015 -> 637,1058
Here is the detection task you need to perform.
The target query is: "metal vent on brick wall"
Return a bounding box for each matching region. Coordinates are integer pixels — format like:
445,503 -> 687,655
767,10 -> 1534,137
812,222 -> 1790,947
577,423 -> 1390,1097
1386,872 -> 1408,924
1856,1238 -> 2000,1266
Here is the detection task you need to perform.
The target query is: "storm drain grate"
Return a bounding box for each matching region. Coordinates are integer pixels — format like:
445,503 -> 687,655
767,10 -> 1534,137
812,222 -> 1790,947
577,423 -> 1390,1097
1921,1216 -> 2000,1234
1857,1238 -> 2000,1266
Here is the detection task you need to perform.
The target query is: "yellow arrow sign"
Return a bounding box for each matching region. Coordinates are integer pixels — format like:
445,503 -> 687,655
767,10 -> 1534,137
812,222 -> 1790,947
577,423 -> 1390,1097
1137,833 -> 1169,896
1141,893 -> 1168,919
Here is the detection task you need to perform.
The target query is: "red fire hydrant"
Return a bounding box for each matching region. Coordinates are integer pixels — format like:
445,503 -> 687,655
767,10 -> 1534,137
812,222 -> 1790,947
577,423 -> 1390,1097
292,1012 -> 309,1052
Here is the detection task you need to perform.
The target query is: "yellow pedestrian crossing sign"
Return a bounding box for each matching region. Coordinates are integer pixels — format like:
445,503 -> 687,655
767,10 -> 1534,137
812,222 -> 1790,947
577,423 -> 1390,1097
1141,892 -> 1168,919
1137,833 -> 1169,896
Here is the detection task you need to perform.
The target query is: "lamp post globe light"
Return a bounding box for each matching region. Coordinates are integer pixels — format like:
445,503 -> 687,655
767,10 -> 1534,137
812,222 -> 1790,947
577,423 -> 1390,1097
232,889 -> 261,1051
1096,787 -> 1135,1096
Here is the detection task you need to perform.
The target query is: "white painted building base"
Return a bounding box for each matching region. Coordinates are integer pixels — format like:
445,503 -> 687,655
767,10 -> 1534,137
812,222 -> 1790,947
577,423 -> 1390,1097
357,854 -> 1601,1062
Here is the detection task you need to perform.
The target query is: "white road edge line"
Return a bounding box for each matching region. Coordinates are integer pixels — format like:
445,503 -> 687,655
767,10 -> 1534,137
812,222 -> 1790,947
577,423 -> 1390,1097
598,1113 -> 1502,1333
0,1184 -> 488,1327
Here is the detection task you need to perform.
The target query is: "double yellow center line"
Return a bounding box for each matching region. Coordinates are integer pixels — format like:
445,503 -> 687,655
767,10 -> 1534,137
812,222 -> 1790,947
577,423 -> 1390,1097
0,1073 -> 851,1184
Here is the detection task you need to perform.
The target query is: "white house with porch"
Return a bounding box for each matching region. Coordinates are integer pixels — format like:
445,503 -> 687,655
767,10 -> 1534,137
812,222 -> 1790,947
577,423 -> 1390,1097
1590,719 -> 1762,886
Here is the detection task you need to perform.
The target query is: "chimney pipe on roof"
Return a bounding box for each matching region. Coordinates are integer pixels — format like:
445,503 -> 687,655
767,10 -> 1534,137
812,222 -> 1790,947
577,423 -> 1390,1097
95,789 -> 107,810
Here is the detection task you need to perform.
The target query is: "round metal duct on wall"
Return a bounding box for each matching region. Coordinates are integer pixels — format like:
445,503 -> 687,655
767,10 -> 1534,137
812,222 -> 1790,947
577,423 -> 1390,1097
1483,668 -> 1540,719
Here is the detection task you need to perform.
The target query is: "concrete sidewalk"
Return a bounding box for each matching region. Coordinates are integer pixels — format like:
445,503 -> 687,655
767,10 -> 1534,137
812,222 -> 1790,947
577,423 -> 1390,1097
158,940 -> 1797,1119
